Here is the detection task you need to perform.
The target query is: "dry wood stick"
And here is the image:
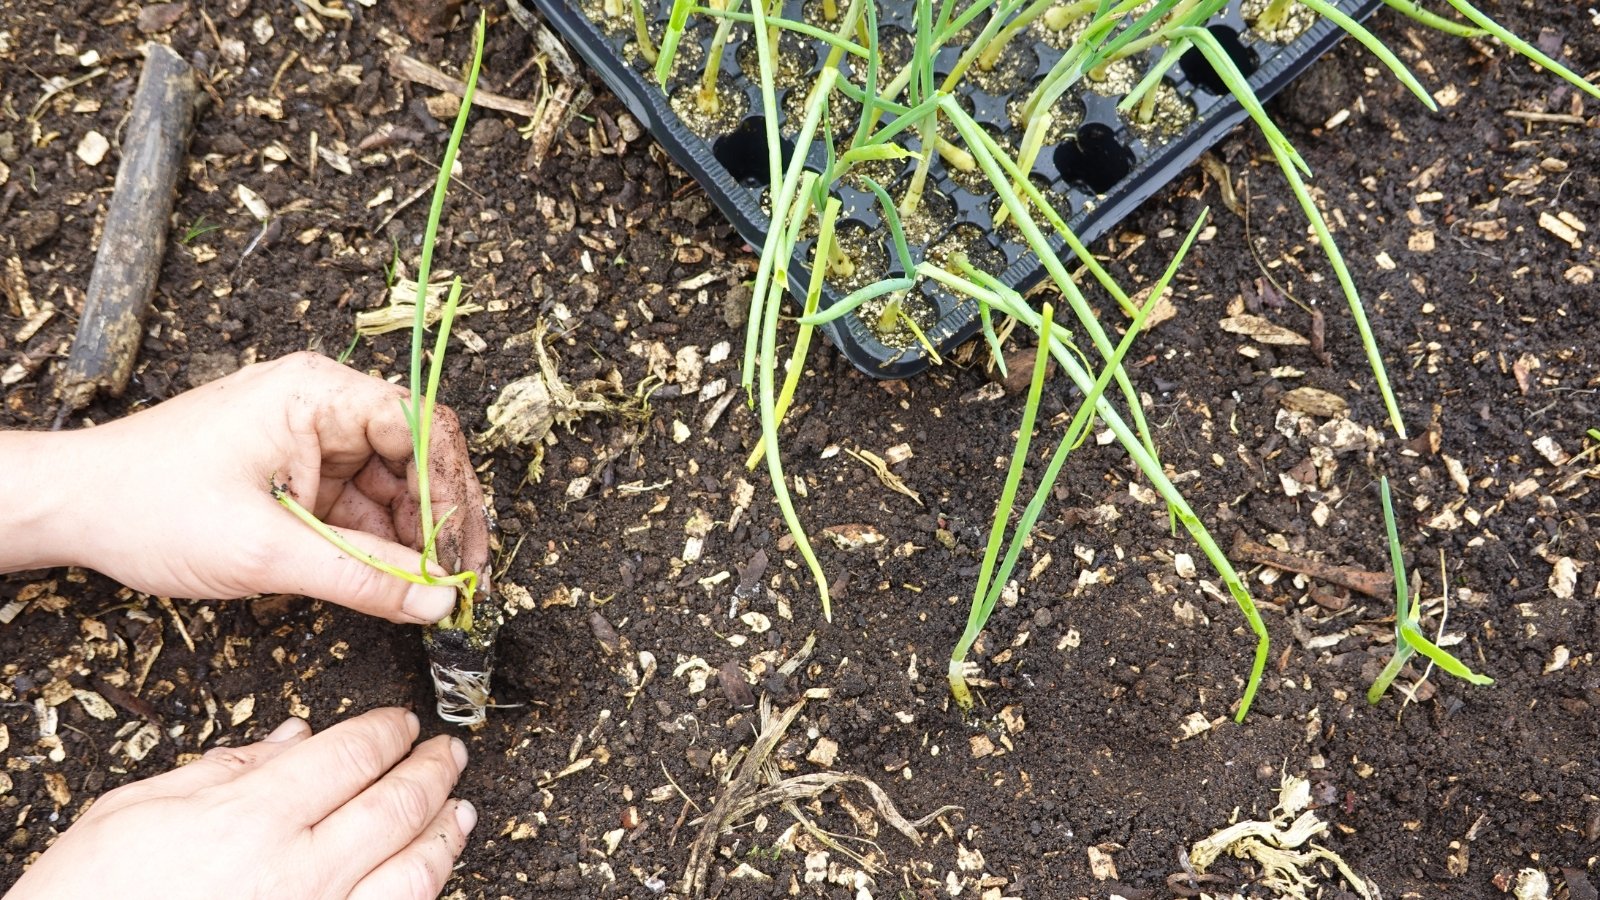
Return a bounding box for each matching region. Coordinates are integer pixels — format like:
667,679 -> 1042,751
54,43 -> 199,420
1231,532 -> 1394,600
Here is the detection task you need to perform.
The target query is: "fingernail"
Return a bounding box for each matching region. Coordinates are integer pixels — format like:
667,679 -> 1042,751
403,583 -> 456,624
455,799 -> 477,834
450,736 -> 469,771
266,717 -> 308,742
405,710 -> 421,734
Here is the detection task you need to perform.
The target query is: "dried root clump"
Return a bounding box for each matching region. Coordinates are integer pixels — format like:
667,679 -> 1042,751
1185,772 -> 1378,900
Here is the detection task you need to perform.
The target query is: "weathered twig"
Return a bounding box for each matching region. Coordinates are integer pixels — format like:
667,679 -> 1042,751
53,43 -> 198,420
388,53 -> 543,117
1232,533 -> 1393,600
502,0 -> 594,168
681,698 -> 806,896
678,696 -> 954,896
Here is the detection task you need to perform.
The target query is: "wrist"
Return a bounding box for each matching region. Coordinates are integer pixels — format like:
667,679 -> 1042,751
0,429 -> 100,572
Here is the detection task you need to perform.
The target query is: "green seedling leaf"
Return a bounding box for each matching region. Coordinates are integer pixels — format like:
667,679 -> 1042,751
749,196 -> 844,472
945,213 -> 1213,710
839,144 -> 917,165
861,178 -> 913,276
1175,25 -> 1405,439
1440,0 -> 1600,99
631,0 -> 658,64
1300,0 -> 1436,110
1369,476 -> 1491,703
693,6 -> 870,57
655,0 -> 695,87
796,277 -> 917,325
948,91 -> 1269,719
950,302 -> 1057,709
1381,0 -> 1484,38
977,296 -> 1006,379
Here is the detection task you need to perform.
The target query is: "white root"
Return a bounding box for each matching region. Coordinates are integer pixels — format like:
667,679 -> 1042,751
430,661 -> 493,727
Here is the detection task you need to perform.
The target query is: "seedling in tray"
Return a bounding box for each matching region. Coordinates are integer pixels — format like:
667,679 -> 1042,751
547,0 -> 1593,718
274,14 -> 500,727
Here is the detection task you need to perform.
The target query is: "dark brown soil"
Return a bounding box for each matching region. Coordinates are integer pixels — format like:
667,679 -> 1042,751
2,2 -> 1597,898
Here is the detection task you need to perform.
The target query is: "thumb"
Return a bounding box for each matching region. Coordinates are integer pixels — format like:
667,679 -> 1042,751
265,516 -> 461,625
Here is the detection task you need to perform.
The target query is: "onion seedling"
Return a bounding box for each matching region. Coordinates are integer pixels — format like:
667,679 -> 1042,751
631,0 -> 659,64
655,0 -> 696,87
696,0 -> 740,114
274,15 -> 496,726
1366,476 -> 1492,704
945,99 -> 1271,719
946,212 -> 1208,709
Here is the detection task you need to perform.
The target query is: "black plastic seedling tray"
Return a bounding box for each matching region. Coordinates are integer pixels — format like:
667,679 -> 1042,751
531,0 -> 1383,378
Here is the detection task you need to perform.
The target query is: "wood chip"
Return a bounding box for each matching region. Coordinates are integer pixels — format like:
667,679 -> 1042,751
74,690 -> 117,721
124,721 -> 161,761
1538,211 -> 1582,249
230,694 -> 256,726
807,737 -> 839,766
1087,844 -> 1120,881
1219,314 -> 1309,346
75,130 -> 110,166
822,523 -> 885,551
1549,557 -> 1578,601
44,772 -> 72,807
1280,386 -> 1350,418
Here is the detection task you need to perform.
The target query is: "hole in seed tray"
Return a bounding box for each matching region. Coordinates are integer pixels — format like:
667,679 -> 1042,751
714,116 -> 795,185
1052,122 -> 1134,194
966,41 -> 1040,97
847,27 -> 914,86
800,0 -> 849,31
579,0 -> 631,36
1179,24 -> 1260,94
1033,4 -> 1090,51
859,289 -> 940,351
986,174 -> 1067,237
1006,88 -> 1085,144
948,123 -> 1013,193
889,177 -> 956,248
781,84 -> 862,138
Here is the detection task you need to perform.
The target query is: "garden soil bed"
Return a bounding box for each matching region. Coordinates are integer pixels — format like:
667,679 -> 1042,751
2,1 -> 1596,897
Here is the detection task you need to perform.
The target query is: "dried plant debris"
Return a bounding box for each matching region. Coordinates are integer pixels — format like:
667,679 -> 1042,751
1185,772 -> 1377,900
355,276 -> 485,336
474,320 -> 644,453
679,697 -> 957,896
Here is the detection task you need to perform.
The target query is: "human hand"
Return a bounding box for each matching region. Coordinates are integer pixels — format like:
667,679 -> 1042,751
6,708 -> 476,900
49,351 -> 490,624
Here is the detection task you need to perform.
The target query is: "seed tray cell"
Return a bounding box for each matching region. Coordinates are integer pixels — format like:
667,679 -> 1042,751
531,0 -> 1383,377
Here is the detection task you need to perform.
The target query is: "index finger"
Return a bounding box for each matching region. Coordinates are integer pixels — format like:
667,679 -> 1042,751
237,707 -> 421,826
275,353 -> 490,579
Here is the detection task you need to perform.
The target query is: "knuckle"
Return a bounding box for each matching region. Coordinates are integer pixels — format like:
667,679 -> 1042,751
430,405 -> 461,433
384,774 -> 437,835
202,746 -> 258,769
398,853 -> 447,900
333,726 -> 396,785
95,781 -> 143,809
283,350 -> 331,370
332,557 -> 399,609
